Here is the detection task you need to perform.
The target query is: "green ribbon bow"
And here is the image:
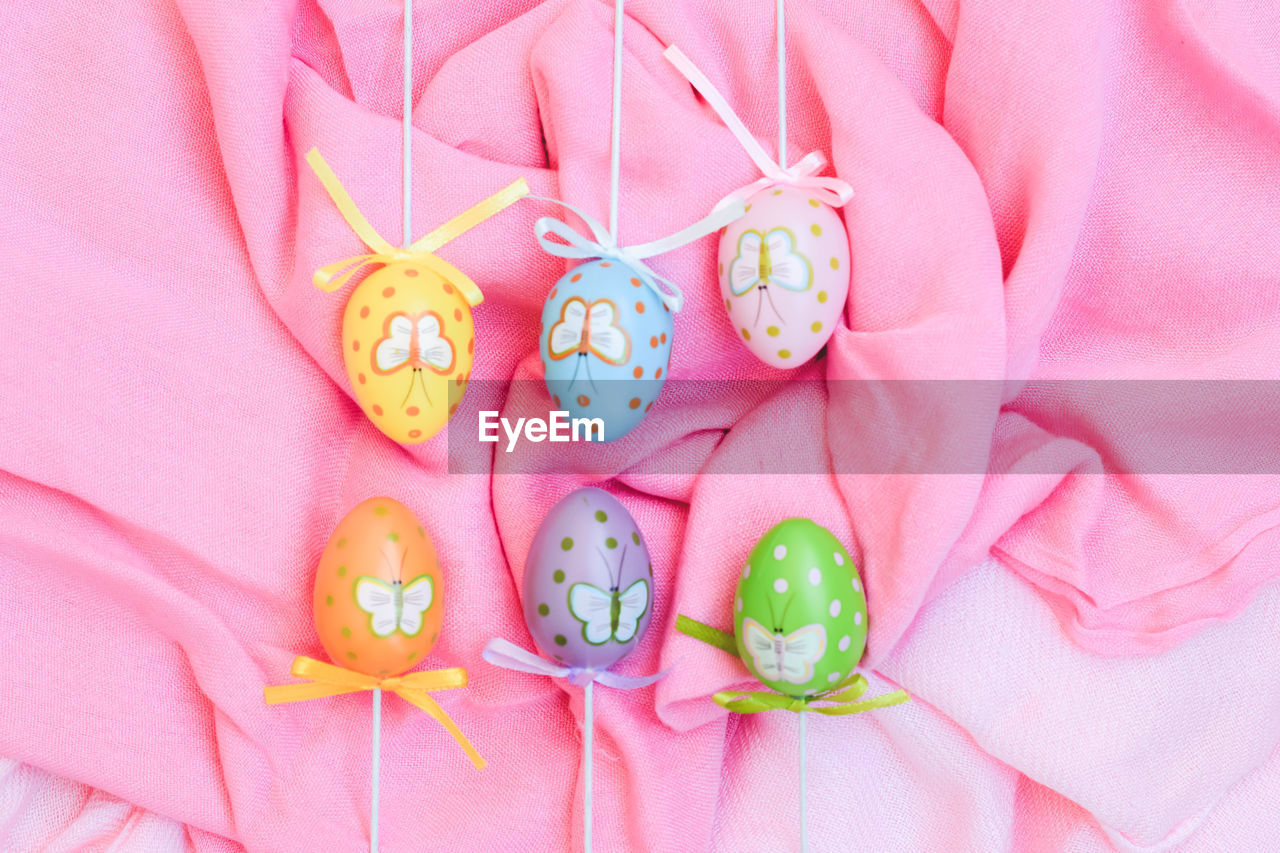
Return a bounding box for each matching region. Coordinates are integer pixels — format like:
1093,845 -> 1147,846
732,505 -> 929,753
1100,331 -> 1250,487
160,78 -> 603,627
676,615 -> 910,716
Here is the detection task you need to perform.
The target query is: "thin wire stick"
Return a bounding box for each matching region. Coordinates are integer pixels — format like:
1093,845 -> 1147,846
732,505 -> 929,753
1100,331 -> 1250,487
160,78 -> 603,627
609,0 -> 623,242
402,0 -> 413,249
799,710 -> 808,853
371,688 -> 382,853
584,680 -> 595,853
777,0 -> 786,169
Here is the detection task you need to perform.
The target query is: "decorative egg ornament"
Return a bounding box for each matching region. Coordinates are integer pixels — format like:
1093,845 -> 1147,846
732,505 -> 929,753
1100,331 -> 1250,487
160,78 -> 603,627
664,46 -> 855,369
312,497 -> 444,677
306,148 -> 527,445
341,262 -> 474,444
675,515 -> 909,853
482,487 -> 671,852
719,189 -> 850,367
521,487 -> 654,670
531,200 -> 743,442
265,496 -> 486,850
539,259 -> 672,442
733,518 -> 866,696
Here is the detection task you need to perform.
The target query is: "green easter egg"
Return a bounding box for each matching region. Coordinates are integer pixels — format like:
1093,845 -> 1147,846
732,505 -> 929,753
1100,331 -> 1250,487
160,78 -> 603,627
733,518 -> 868,697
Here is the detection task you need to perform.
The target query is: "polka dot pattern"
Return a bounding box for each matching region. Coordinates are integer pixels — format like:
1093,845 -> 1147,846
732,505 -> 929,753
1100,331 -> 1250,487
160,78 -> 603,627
734,518 -> 869,694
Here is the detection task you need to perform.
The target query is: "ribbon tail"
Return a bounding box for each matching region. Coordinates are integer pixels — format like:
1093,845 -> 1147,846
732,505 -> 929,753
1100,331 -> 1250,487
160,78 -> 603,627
305,148 -> 397,255
627,199 -> 746,260
396,689 -> 487,770
676,614 -> 738,657
482,638 -> 572,679
814,688 -> 910,716
413,178 -> 530,254
592,666 -> 673,690
264,681 -> 358,705
663,46 -> 784,180
713,691 -> 779,714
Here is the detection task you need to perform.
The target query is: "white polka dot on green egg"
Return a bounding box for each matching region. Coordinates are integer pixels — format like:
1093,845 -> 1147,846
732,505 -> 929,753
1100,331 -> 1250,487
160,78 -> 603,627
733,518 -> 870,697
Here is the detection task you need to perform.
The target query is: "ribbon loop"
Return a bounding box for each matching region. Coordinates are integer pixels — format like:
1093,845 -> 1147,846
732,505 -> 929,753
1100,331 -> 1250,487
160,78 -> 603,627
306,148 -> 529,306
483,638 -> 670,691
530,194 -> 746,313
663,46 -> 854,209
265,655 -> 485,769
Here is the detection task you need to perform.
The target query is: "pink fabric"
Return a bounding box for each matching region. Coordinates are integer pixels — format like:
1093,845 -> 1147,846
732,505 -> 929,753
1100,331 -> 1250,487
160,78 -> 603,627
1,0 -> 1278,849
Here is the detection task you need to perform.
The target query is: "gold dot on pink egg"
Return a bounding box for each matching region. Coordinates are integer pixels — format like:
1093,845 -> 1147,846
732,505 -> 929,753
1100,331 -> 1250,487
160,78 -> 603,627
382,287 -> 395,298
373,405 -> 383,416
453,308 -> 462,322
404,268 -> 418,278
360,306 -> 370,318
406,406 -> 420,416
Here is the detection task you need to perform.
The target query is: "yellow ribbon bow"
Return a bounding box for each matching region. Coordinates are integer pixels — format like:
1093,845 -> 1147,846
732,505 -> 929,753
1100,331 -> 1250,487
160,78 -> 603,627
264,655 -> 486,769
306,148 -> 529,303
714,673 -> 910,716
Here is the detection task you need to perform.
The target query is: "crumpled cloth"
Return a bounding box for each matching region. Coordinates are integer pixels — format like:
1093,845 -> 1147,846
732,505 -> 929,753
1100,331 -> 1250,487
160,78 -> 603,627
0,0 -> 1277,850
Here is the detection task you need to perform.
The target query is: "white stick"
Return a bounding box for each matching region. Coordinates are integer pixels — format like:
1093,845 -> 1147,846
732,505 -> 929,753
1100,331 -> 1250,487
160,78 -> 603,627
609,0 -> 624,243
371,687 -> 382,853
799,710 -> 808,853
402,0 -> 413,249
777,0 -> 786,169
584,679 -> 595,853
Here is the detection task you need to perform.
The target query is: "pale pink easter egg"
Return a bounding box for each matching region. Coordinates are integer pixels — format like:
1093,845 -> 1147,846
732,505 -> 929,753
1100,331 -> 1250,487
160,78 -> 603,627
717,186 -> 850,368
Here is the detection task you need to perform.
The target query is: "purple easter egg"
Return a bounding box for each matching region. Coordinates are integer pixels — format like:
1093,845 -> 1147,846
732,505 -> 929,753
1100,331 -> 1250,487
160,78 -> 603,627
522,487 -> 654,670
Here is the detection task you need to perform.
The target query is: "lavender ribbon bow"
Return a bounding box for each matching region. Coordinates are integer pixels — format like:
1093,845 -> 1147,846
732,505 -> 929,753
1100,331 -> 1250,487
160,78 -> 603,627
483,638 -> 670,689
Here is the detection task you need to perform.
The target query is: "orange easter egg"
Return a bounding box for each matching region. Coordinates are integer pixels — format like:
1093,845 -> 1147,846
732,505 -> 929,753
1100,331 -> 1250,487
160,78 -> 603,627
312,497 -> 444,677
342,262 -> 474,444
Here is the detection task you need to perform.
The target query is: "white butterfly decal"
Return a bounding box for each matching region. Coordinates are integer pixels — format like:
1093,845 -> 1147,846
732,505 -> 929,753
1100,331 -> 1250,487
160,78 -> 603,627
728,228 -> 813,297
741,617 -> 827,684
727,228 -> 813,328
548,297 -> 631,366
374,312 -> 455,375
568,578 -> 649,645
355,575 -> 434,638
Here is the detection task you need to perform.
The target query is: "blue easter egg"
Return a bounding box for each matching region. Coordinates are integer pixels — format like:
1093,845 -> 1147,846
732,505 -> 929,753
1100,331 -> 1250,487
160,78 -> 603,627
539,259 -> 672,441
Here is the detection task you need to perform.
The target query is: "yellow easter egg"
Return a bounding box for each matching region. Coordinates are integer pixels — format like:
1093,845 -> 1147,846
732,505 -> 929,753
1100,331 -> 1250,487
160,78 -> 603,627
342,262 -> 474,443
312,497 -> 444,677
